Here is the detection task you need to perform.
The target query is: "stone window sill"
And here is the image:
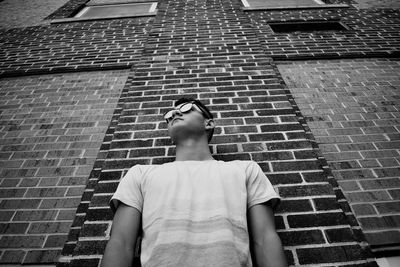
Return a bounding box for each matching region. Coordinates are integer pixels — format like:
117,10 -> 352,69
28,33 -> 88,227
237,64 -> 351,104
50,12 -> 157,24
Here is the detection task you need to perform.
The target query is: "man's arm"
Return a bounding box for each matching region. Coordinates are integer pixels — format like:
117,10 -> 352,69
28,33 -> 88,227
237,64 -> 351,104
248,203 -> 287,267
101,203 -> 141,267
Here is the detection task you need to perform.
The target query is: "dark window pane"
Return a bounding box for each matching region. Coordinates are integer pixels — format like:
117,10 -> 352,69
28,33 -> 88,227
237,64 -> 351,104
247,0 -> 322,7
79,3 -> 153,18
269,21 -> 348,33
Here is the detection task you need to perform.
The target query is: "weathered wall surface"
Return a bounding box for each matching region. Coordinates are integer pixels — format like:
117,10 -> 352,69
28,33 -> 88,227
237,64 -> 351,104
0,70 -> 128,264
278,58 -> 400,252
0,0 -> 70,29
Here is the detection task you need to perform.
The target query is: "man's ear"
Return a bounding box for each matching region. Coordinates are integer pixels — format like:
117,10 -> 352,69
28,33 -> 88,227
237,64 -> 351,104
205,119 -> 215,130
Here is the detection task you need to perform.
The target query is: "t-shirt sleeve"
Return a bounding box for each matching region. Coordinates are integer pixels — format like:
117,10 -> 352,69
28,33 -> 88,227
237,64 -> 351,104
110,165 -> 144,214
246,161 -> 280,210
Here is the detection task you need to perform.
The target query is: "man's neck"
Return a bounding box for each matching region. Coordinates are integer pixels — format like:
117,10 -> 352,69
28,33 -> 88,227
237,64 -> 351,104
174,138 -> 214,161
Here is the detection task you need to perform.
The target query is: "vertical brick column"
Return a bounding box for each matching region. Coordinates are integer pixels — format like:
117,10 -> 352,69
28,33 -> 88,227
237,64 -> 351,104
60,0 -> 377,266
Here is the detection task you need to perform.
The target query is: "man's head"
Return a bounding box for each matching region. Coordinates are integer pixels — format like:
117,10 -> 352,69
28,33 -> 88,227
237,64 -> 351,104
164,98 -> 215,143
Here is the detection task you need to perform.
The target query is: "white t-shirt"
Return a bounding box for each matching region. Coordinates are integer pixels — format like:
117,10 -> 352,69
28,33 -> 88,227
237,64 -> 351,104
111,160 -> 280,267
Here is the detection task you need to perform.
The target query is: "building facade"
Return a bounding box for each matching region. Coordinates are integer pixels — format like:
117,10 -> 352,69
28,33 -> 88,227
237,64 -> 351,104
0,0 -> 399,266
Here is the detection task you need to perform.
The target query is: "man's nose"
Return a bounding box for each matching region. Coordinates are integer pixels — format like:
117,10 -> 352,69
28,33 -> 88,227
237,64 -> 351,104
171,109 -> 182,119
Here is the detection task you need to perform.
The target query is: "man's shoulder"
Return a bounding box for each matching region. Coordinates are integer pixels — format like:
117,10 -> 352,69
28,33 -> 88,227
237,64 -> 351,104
128,160 -> 258,171
127,161 -> 175,173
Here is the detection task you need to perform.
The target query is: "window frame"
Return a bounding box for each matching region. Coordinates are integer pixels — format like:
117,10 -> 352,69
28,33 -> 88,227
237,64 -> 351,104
74,2 -> 158,18
241,0 -> 349,11
50,0 -> 157,24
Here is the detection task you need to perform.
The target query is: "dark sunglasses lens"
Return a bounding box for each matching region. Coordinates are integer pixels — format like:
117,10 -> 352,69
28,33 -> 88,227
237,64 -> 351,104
164,103 -> 194,121
164,110 -> 174,120
180,103 -> 193,113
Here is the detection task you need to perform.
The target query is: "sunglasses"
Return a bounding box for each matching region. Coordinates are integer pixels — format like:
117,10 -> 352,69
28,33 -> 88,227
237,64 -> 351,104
163,102 -> 210,122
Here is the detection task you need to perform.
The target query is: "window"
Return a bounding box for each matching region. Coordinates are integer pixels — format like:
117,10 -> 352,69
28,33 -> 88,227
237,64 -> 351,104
75,0 -> 157,19
243,0 -> 323,8
242,0 -> 348,10
269,21 -> 349,33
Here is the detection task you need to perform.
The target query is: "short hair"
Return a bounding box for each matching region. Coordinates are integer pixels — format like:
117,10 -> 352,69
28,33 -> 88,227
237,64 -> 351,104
174,98 -> 214,142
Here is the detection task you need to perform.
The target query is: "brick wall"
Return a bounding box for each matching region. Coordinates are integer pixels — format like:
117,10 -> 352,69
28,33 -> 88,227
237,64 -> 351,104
58,0 -> 377,266
278,58 -> 400,254
0,0 -> 399,266
0,17 -> 152,77
1,4 -> 400,76
0,0 -> 70,29
45,0 -> 89,20
0,70 -> 129,264
354,0 -> 400,9
249,8 -> 400,60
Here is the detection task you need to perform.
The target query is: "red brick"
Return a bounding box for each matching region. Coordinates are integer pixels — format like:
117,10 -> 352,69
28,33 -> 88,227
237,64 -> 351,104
359,215 -> 400,230
279,184 -> 333,198
0,188 -> 26,198
13,210 -> 58,221
25,187 -> 67,198
359,178 -> 400,190
36,167 -> 75,177
276,199 -> 313,213
0,223 -> 29,234
0,211 -> 15,221
0,235 -> 45,248
347,191 -> 392,203
268,173 -> 303,184
23,249 -> 61,264
373,167 -> 400,178
252,151 -> 293,161
325,228 -> 356,243
288,212 -> 348,228
333,169 -> 375,180
297,245 -> 368,264
57,209 -> 77,220
44,235 -> 69,248
337,143 -> 376,151
352,204 -> 377,216
39,198 -> 81,209
374,201 -> 400,214
364,231 -> 400,246
279,230 -> 325,246
0,199 -> 41,209
272,160 -> 321,172
324,152 -> 363,161
0,250 -> 26,264
27,222 -> 72,234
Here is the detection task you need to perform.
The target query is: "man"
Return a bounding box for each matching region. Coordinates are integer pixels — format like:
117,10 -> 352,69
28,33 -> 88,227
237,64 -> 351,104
101,98 -> 287,267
